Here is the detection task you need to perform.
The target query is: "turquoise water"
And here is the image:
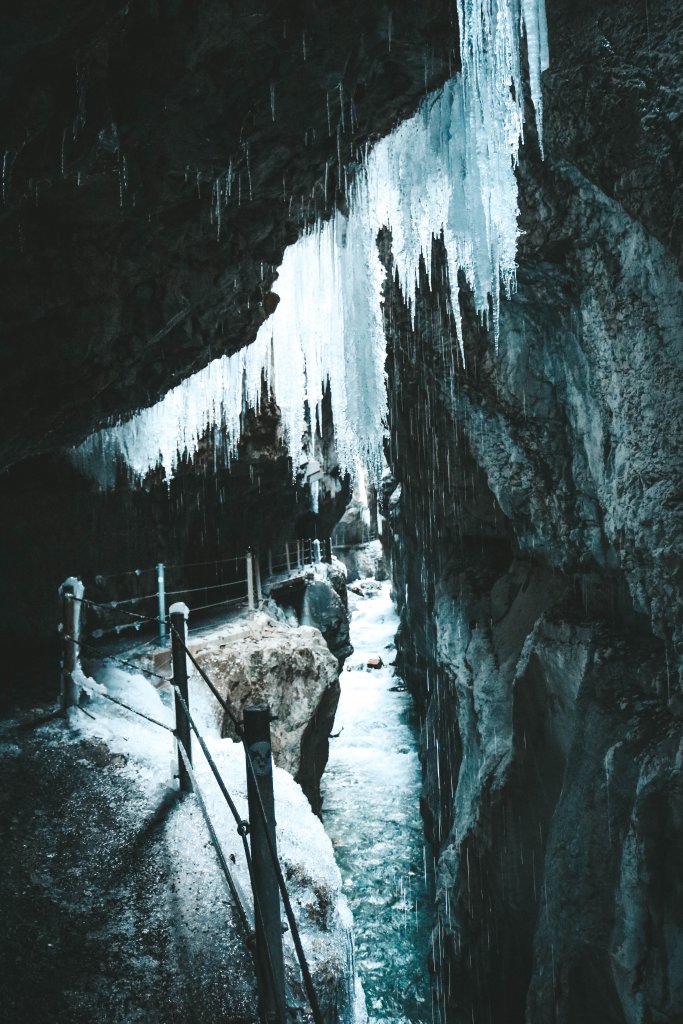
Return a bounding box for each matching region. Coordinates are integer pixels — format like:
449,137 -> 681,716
321,581 -> 434,1024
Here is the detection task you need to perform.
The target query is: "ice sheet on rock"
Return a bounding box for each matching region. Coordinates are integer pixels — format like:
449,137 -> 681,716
72,0 -> 547,487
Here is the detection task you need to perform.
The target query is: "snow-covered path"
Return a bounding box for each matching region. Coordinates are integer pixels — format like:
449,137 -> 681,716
321,581 -> 433,1024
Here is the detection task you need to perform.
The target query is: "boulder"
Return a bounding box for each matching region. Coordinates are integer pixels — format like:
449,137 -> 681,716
190,613 -> 340,813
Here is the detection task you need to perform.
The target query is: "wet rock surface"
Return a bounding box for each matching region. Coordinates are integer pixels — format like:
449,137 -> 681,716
383,0 -> 683,1019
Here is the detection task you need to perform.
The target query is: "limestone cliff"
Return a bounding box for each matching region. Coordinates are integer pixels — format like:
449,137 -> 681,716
383,0 -> 683,1020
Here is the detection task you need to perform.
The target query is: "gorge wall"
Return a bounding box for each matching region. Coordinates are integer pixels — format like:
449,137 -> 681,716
384,1 -> 682,1021
0,1 -> 681,1021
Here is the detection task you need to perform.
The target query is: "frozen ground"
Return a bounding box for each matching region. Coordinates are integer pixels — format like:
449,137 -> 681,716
0,634 -> 366,1023
321,581 -> 434,1024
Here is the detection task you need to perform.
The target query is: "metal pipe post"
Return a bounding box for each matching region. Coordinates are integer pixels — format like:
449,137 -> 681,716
243,705 -> 286,1023
254,553 -> 263,603
170,603 -> 192,794
246,550 -> 255,610
157,562 -> 167,646
59,577 -> 83,708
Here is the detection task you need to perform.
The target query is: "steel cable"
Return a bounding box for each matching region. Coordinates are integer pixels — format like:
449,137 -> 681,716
189,596 -> 247,615
176,742 -> 254,938
78,681 -> 175,733
165,578 -> 248,597
64,634 -> 171,684
67,594 -> 161,626
173,690 -> 287,1020
170,625 -> 323,1024
165,554 -> 243,572
170,622 -> 242,733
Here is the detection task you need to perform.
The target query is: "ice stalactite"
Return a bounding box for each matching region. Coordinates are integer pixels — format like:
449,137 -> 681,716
73,0 -> 548,487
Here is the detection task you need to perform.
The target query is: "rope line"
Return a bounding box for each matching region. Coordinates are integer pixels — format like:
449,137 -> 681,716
89,621 -> 146,641
190,596 -> 247,615
64,634 -> 171,684
106,592 -> 158,606
174,691 -> 287,1020
67,594 -> 160,626
170,626 -> 323,1024
79,682 -> 175,733
173,686 -> 246,825
92,567 -> 156,583
176,743 -> 254,938
165,554 -> 244,572
170,623 -> 242,732
165,578 -> 248,597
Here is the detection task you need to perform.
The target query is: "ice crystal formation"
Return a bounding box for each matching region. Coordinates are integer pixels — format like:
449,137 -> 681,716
74,0 -> 548,485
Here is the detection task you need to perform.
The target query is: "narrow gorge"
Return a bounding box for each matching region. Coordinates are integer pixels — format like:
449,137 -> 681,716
1,2 -> 681,1023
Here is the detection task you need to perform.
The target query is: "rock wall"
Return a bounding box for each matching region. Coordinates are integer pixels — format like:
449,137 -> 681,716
383,1 -> 683,1020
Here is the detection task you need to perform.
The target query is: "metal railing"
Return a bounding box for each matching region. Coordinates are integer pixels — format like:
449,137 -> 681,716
58,585 -> 324,1024
77,538 -> 332,650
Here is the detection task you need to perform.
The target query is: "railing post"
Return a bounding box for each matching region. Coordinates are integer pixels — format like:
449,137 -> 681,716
296,540 -> 302,569
268,548 -> 273,578
59,577 -> 84,708
285,542 -> 291,573
157,562 -> 167,646
254,552 -> 263,604
246,550 -> 255,610
325,538 -> 333,564
243,705 -> 286,1023
170,603 -> 192,794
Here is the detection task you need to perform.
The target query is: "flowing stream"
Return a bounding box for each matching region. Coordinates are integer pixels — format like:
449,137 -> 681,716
321,580 -> 433,1024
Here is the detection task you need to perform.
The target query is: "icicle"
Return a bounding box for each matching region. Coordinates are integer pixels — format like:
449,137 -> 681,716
73,0 -> 548,487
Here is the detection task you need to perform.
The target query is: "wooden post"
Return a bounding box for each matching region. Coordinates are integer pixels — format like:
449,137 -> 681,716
325,538 -> 333,564
285,543 -> 291,573
157,562 -> 167,646
59,577 -> 84,708
246,550 -> 255,610
170,603 -> 192,794
254,553 -> 263,604
243,705 -> 286,1023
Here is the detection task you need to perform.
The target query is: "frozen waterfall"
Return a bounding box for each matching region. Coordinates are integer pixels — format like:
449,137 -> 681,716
73,0 -> 548,486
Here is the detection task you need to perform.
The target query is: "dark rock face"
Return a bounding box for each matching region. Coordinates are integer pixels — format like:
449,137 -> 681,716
300,577 -> 353,664
383,1 -> 683,1020
0,0 -> 455,470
